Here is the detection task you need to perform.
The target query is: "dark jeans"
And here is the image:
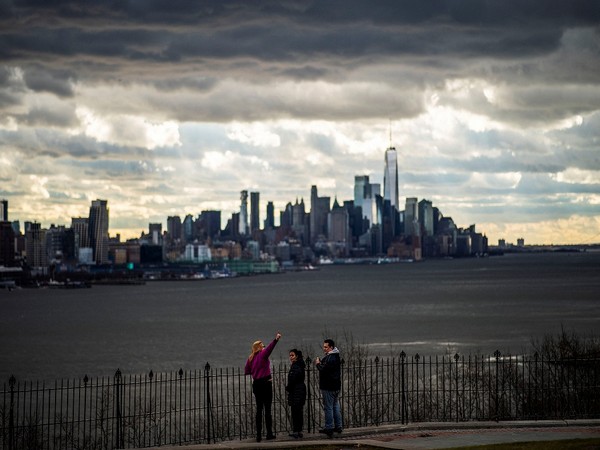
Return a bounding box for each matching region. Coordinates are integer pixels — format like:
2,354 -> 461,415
290,404 -> 304,433
252,378 -> 273,438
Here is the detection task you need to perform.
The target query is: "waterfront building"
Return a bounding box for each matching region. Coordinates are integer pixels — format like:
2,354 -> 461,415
246,240 -> 260,260
184,243 -> 212,262
0,221 -> 15,266
239,190 -> 248,236
250,192 -> 260,233
88,199 -> 109,265
26,222 -> 47,268
46,224 -> 77,264
438,216 -> 457,255
276,241 -> 291,261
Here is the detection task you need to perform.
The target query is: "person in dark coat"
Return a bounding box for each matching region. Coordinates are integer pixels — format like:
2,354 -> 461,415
315,338 -> 342,436
286,349 -> 306,438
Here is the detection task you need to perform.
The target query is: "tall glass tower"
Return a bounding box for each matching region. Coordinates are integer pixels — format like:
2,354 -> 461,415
239,190 -> 248,236
88,199 -> 109,264
384,147 -> 399,211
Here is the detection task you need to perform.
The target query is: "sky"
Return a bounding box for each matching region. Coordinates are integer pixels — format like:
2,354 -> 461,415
1,1 -> 600,245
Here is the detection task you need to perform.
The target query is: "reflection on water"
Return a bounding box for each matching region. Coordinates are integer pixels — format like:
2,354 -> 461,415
1,252 -> 599,381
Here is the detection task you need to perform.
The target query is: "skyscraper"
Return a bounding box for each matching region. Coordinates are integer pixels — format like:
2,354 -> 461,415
250,192 -> 260,233
418,199 -> 434,237
88,199 -> 109,264
71,217 -> 90,249
239,190 -> 248,236
183,214 -> 194,242
404,197 -> 419,237
26,222 -> 47,268
264,201 -> 275,229
167,216 -> 182,241
0,199 -> 7,221
310,186 -> 330,244
354,175 -> 369,210
0,221 -> 15,267
384,147 -> 399,211
149,223 -> 162,245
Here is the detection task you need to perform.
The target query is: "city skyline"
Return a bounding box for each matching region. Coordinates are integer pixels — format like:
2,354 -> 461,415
1,1 -> 600,245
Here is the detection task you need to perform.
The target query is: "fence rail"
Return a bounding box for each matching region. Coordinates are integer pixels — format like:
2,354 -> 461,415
2,352 -> 599,449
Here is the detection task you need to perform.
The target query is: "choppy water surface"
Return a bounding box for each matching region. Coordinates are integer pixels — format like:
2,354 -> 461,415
1,252 -> 599,382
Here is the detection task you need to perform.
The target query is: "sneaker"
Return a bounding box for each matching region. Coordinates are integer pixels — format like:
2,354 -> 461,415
266,434 -> 276,440
334,427 -> 343,433
318,428 -> 334,436
288,433 -> 300,439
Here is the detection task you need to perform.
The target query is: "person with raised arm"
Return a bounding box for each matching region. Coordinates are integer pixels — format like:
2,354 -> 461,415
245,331 -> 282,442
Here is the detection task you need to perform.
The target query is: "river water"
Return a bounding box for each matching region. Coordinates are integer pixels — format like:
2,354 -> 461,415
1,252 -> 599,382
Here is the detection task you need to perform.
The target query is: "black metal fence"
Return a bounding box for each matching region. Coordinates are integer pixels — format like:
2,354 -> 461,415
2,352 -> 599,449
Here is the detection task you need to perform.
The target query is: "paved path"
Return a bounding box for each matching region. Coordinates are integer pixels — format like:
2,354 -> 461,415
145,420 -> 600,450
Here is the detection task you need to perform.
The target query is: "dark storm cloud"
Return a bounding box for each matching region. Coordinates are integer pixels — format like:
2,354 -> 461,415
0,128 -> 149,159
2,0 -> 599,65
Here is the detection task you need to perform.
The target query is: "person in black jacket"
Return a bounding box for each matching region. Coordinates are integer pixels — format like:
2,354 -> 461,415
315,339 -> 342,437
286,349 -> 306,439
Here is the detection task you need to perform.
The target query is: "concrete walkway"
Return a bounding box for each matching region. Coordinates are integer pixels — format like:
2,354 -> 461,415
145,420 -> 600,450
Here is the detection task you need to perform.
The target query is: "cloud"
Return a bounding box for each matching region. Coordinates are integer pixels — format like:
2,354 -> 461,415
0,1 -> 599,245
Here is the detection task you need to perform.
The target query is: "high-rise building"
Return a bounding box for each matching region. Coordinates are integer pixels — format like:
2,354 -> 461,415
0,199 -> 7,221
310,186 -> 330,244
264,201 -> 275,229
183,214 -> 194,242
149,223 -> 162,245
404,197 -> 419,237
46,225 -> 77,264
418,199 -> 434,237
250,192 -> 260,232
167,216 -> 182,241
88,199 -> 109,264
71,217 -> 90,249
291,198 -> 307,243
362,183 -> 381,228
384,147 -> 399,211
200,210 -> 221,240
26,222 -> 47,268
354,176 -> 370,210
328,198 -> 350,244
0,221 -> 15,267
239,190 -> 248,236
